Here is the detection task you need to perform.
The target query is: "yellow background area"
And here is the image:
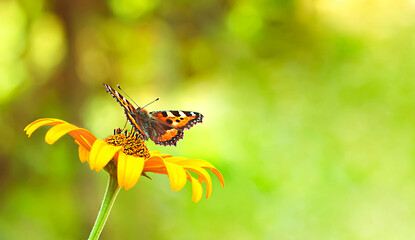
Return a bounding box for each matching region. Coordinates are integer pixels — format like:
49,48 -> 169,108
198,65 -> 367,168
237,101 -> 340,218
2,0 -> 415,239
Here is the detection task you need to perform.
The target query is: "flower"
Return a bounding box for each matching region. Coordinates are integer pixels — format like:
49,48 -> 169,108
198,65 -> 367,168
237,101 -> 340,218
24,118 -> 224,203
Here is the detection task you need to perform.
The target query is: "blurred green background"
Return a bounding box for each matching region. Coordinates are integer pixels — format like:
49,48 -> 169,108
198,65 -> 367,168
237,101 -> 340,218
2,0 -> 415,239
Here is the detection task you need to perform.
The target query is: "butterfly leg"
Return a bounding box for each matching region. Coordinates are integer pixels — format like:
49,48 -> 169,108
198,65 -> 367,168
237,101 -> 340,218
122,120 -> 128,131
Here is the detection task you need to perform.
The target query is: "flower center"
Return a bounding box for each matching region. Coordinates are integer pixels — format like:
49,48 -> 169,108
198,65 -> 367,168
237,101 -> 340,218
105,128 -> 150,158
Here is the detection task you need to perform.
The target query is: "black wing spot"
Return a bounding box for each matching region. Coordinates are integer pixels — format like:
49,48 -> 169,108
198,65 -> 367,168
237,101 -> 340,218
180,117 -> 184,120
184,111 -> 193,117
171,111 -> 181,117
161,112 -> 168,117
175,119 -> 181,123
166,119 -> 173,124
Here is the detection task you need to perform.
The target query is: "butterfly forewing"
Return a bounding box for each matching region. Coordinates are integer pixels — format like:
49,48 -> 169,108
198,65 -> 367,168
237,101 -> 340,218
103,83 -> 148,140
104,84 -> 135,113
150,111 -> 203,130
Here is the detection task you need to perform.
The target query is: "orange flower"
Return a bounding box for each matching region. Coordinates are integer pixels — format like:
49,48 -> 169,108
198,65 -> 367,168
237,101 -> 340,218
24,118 -> 224,203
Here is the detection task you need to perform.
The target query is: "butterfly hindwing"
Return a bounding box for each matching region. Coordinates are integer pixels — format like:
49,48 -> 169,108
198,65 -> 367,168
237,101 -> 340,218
151,125 -> 184,146
103,84 -> 148,140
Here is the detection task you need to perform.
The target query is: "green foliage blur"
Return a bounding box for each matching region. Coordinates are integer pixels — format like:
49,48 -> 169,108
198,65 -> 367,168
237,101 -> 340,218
2,0 -> 415,239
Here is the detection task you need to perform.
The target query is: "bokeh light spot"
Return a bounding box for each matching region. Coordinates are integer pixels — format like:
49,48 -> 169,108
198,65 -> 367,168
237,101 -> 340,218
226,2 -> 263,40
28,13 -> 66,77
108,0 -> 159,21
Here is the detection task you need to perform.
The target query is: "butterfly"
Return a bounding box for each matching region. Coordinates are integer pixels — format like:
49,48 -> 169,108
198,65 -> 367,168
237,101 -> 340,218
104,83 -> 204,146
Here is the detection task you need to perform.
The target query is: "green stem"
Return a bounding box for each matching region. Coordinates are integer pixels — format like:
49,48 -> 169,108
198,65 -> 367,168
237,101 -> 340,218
88,173 -> 121,240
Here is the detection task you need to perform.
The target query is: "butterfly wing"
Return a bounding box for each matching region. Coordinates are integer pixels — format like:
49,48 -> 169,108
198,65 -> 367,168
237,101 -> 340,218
149,111 -> 203,146
151,111 -> 203,130
148,122 -> 184,146
103,84 -> 148,140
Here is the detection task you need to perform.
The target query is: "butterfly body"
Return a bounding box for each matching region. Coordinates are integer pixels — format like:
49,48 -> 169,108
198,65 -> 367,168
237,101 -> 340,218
104,84 -> 203,146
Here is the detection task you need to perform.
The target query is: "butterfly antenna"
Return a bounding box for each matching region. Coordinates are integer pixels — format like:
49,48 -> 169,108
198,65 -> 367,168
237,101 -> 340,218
117,84 -> 139,107
142,97 -> 160,109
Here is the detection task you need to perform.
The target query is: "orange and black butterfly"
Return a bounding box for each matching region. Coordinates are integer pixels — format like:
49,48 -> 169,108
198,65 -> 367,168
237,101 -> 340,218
104,83 -> 203,146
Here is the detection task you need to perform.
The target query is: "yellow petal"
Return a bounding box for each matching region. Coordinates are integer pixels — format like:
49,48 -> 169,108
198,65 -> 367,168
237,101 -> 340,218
78,145 -> 90,163
149,151 -> 173,158
25,118 -> 97,150
117,153 -> 127,188
184,166 -> 213,199
45,123 -> 96,149
117,153 -> 145,190
89,140 -> 108,170
161,157 -> 225,189
189,174 -> 203,203
89,139 -> 122,171
165,162 -> 187,191
160,156 -> 188,163
25,118 -> 65,137
171,158 -> 215,168
45,123 -> 82,145
179,159 -> 225,188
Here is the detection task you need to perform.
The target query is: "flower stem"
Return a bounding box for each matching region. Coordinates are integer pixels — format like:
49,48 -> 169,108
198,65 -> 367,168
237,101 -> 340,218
88,174 -> 121,240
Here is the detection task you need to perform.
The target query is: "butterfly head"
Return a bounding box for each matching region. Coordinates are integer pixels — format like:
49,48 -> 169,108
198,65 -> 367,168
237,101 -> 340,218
134,108 -> 150,121
138,108 -> 148,114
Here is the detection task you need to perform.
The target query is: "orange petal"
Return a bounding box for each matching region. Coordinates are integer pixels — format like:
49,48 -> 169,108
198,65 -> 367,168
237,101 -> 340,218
144,168 -> 168,175
164,162 -> 187,191
117,153 -> 145,190
71,133 -> 92,151
144,155 -> 167,168
89,139 -> 122,172
78,145 -> 90,163
208,168 -> 225,188
71,131 -> 96,150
